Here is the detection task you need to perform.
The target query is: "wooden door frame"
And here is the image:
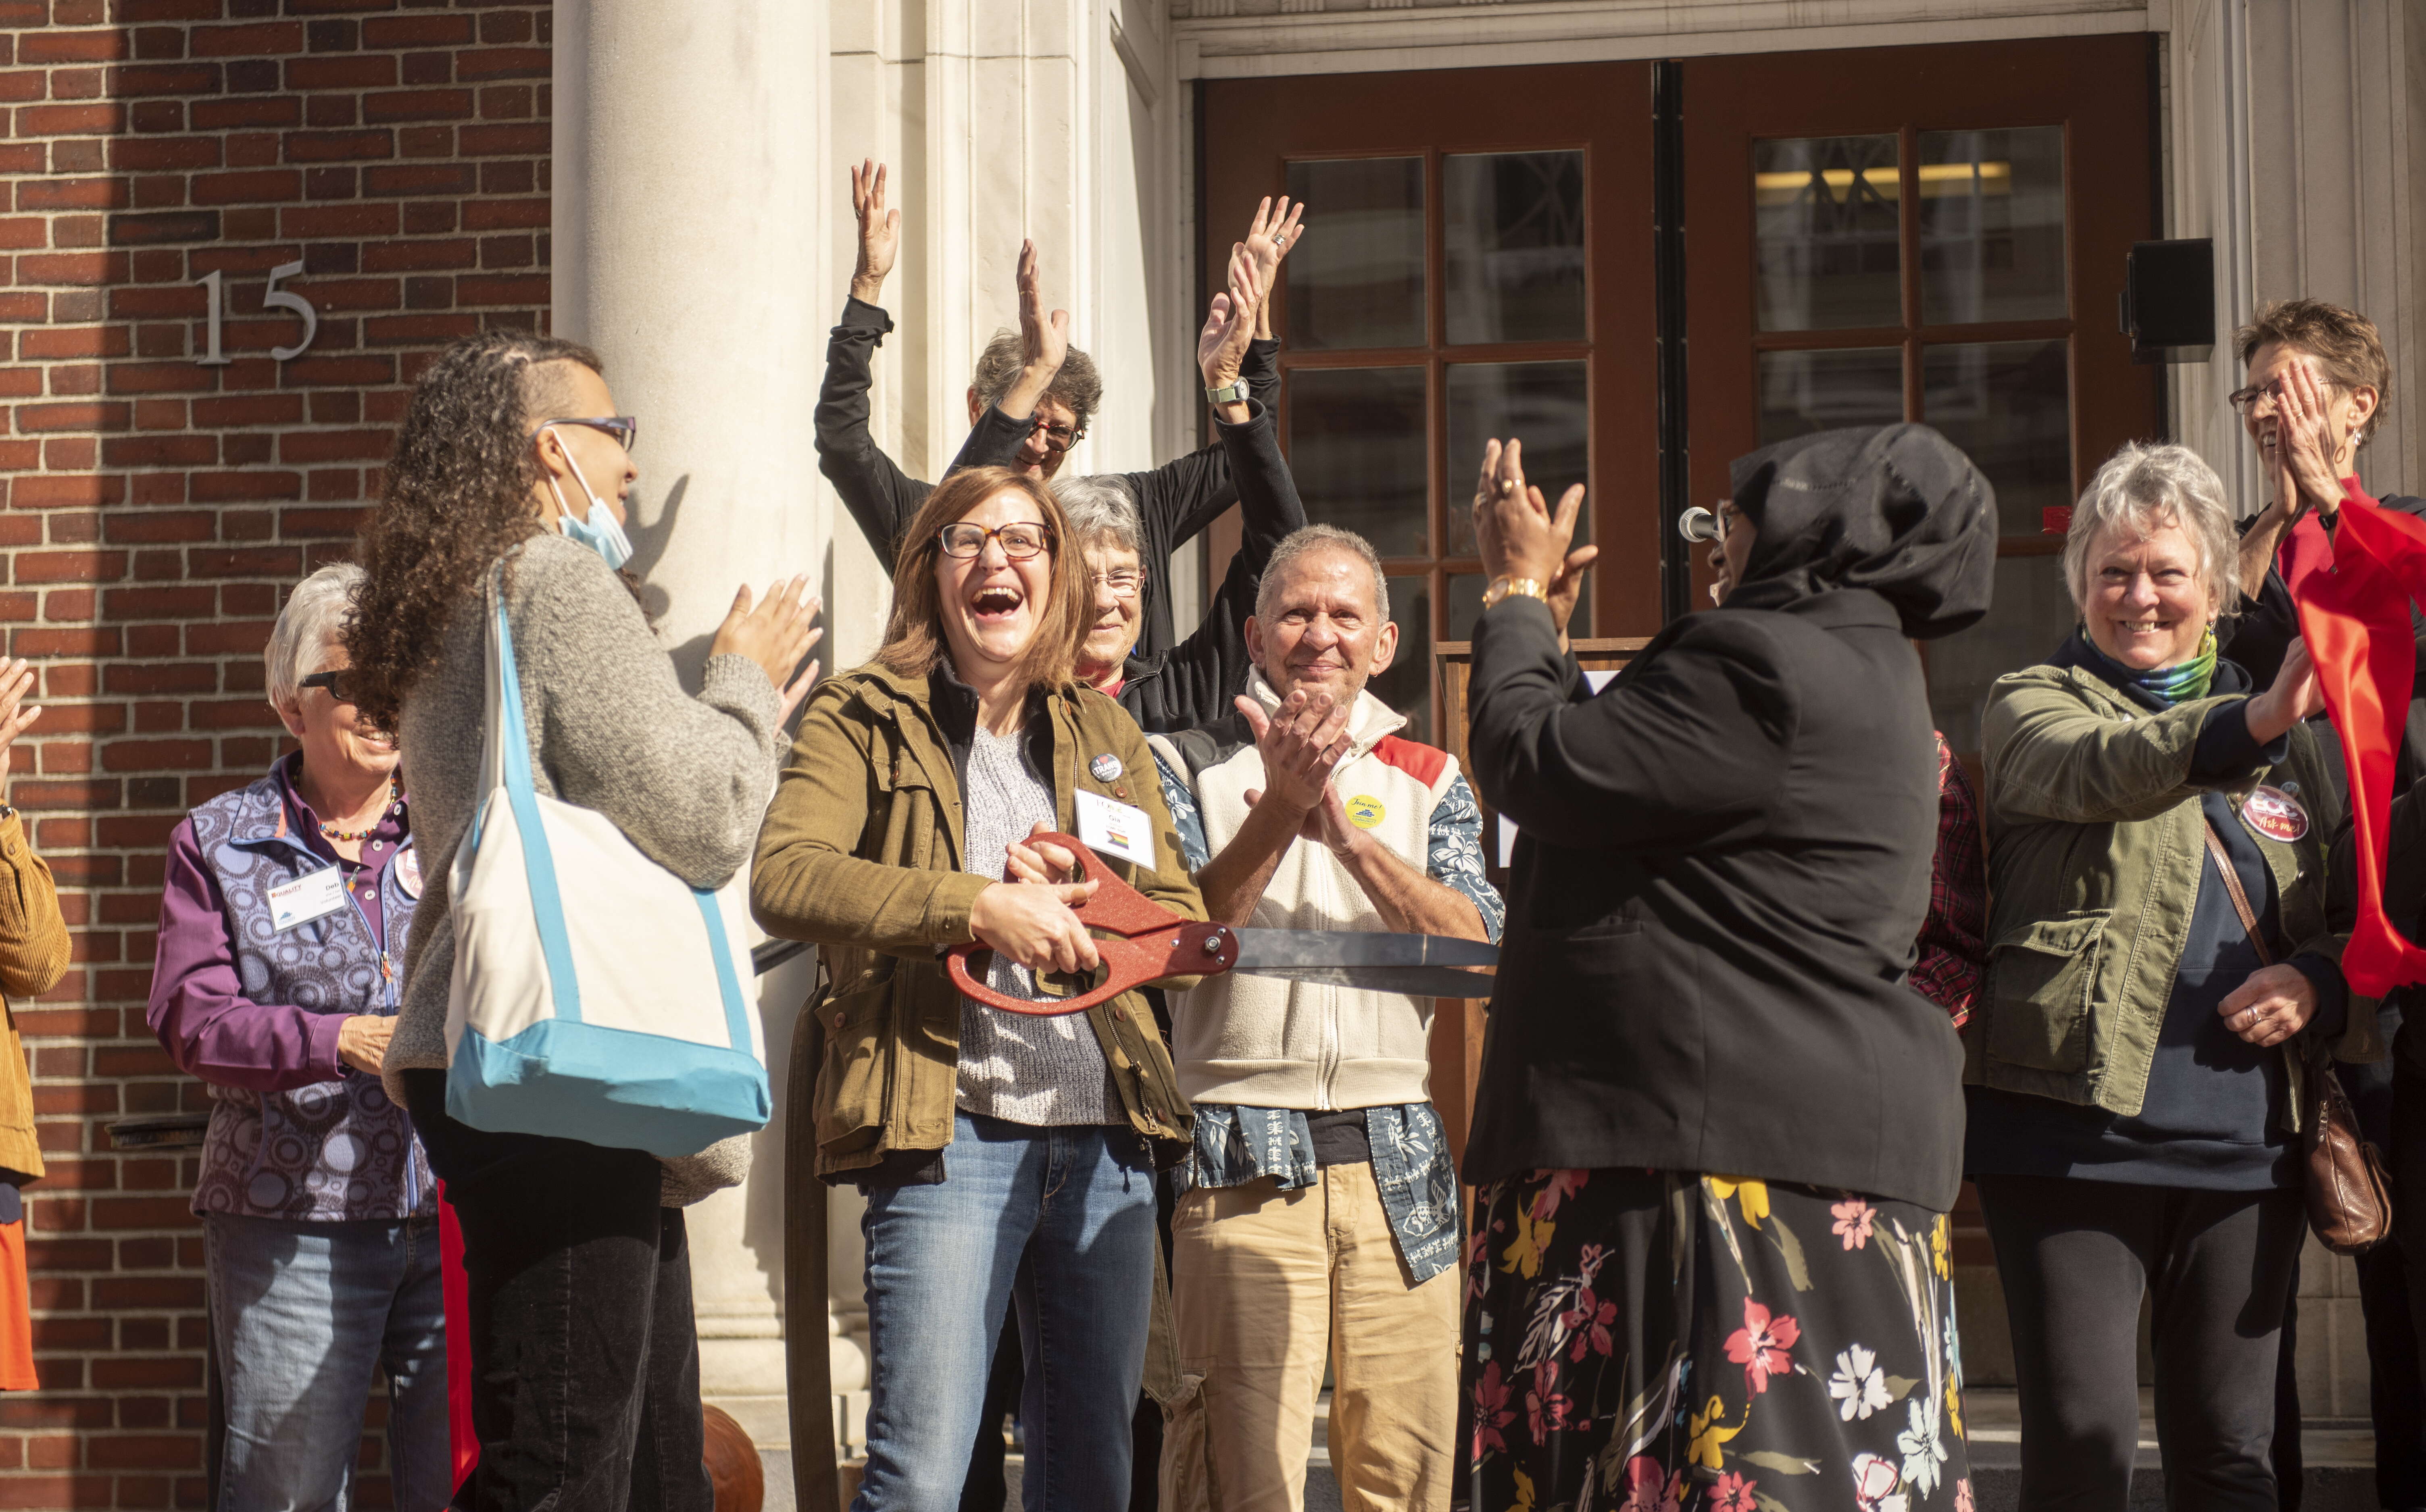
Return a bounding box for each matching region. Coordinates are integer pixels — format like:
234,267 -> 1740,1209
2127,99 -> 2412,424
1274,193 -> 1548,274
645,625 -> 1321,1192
1678,33 -> 2163,610
1199,62 -> 1662,663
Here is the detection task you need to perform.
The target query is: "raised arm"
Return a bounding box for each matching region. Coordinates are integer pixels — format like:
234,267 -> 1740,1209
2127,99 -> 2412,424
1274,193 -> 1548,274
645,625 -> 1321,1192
1984,640 -> 2323,827
817,160 -> 932,571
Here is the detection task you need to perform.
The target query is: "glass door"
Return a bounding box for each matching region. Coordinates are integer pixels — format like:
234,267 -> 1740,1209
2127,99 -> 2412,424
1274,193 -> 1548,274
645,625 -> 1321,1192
1683,35 -> 2161,756
1201,63 -> 1657,743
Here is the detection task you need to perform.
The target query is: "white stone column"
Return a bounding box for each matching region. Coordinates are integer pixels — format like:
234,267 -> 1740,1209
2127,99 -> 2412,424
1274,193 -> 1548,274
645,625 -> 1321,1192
551,0 -> 832,1449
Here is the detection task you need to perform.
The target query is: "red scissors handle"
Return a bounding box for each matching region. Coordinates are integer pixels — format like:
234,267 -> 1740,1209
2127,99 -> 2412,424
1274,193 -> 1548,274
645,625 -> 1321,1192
945,832 -> 1237,1016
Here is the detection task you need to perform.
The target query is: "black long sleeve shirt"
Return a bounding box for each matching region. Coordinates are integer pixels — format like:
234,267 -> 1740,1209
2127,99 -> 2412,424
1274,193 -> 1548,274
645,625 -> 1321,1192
812,296 -> 1281,658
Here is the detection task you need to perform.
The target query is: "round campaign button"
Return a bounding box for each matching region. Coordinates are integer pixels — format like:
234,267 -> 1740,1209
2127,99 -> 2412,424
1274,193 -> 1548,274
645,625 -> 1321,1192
2242,785 -> 2309,843
1346,796 -> 1385,829
1089,753 -> 1123,782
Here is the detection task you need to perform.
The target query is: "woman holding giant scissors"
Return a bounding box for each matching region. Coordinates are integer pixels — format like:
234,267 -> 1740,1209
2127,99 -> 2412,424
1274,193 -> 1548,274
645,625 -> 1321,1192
751,464 -> 1208,1509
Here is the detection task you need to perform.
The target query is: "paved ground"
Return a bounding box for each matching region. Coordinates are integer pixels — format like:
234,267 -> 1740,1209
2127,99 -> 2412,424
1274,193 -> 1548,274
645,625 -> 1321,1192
759,1388 -> 2383,1511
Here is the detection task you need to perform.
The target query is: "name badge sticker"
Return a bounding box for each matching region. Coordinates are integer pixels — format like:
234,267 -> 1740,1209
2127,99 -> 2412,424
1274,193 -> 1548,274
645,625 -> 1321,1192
268,867 -> 348,932
1075,788 -> 1157,871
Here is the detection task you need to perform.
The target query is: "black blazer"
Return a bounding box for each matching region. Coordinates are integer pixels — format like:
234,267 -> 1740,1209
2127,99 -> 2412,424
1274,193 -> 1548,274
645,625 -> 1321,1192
1462,590 -> 1965,1210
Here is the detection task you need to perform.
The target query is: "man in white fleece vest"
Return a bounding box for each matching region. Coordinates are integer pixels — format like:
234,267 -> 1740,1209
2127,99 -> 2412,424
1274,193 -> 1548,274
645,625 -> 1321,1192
1146,525 -> 1502,1512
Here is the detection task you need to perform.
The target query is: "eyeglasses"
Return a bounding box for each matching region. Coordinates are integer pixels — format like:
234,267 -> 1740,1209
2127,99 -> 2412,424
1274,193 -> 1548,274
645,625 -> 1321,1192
1089,569 -> 1144,599
529,416 -> 639,452
300,670 -> 360,704
1028,415 -> 1086,454
2227,379 -> 2343,415
939,522 -> 1055,560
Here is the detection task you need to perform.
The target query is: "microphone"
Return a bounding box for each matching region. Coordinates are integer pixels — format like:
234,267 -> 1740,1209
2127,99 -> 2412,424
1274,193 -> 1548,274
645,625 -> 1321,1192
1678,506 -> 1722,544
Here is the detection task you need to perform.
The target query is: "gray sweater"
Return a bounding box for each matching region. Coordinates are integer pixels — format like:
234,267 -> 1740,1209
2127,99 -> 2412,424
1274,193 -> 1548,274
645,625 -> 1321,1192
383,534 -> 784,1205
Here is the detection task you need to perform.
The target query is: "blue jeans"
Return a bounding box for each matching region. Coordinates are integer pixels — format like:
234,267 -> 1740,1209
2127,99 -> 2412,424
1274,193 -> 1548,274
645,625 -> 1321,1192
205,1213 -> 450,1512
855,1112 -> 1158,1512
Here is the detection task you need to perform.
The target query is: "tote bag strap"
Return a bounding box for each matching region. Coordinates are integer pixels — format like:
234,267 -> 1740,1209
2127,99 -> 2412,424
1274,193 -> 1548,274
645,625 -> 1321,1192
481,559 -> 588,1027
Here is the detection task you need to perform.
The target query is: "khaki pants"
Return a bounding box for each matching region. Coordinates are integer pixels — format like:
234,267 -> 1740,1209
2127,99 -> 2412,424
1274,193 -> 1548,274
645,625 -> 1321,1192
1164,1164 -> 1458,1512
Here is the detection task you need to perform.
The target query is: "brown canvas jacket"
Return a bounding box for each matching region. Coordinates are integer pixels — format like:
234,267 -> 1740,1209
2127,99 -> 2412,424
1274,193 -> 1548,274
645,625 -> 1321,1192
751,661 -> 1205,1182
0,812 -> 69,1181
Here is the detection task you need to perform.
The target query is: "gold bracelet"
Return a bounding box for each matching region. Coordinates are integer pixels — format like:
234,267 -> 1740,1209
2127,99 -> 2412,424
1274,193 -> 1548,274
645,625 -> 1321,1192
1482,575 -> 1546,610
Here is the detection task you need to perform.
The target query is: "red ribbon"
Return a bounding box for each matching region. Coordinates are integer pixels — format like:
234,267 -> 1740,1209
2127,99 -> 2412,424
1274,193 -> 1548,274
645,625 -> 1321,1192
2280,481 -> 2426,995
438,1181 -> 478,1491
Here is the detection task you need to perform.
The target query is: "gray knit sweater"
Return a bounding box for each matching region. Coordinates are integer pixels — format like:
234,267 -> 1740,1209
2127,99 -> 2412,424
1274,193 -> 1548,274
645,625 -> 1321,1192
383,534 -> 784,1206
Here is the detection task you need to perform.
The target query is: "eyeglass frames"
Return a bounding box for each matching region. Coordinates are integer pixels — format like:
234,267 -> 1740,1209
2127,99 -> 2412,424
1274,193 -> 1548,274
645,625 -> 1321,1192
529,416 -> 640,452
938,522 -> 1055,560
299,669 -> 360,704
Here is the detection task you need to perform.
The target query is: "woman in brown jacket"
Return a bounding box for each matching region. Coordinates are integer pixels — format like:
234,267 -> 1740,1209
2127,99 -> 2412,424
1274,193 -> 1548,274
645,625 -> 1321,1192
752,465 -> 1204,1510
0,655 -> 68,1393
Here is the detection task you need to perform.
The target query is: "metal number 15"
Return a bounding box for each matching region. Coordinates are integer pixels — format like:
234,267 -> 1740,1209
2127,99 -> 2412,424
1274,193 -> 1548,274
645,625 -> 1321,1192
195,261 -> 319,366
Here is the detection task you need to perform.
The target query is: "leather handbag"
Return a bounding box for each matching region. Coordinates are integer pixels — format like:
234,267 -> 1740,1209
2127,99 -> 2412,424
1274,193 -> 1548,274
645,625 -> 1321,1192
442,563 -> 771,1158
2199,818 -> 2391,1254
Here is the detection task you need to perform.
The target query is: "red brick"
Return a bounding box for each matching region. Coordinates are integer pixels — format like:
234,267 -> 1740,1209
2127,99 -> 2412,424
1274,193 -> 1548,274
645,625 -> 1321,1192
18,30 -> 129,65
187,168 -> 300,205
188,20 -> 303,56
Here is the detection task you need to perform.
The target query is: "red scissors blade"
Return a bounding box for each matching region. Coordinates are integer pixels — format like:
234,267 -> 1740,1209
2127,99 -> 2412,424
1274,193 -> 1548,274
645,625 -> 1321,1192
946,832 -> 1233,1016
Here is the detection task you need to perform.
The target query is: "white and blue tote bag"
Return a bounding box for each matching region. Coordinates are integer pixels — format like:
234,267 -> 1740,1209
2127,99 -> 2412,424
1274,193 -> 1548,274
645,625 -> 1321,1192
443,573 -> 770,1158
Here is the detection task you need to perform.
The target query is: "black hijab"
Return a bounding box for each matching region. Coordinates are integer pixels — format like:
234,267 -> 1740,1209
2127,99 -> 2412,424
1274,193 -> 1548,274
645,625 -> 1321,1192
1726,423 -> 1997,640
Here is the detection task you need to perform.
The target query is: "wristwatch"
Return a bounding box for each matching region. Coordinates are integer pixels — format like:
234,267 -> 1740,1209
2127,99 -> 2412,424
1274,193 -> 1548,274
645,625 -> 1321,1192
1482,575 -> 1547,610
1204,378 -> 1251,406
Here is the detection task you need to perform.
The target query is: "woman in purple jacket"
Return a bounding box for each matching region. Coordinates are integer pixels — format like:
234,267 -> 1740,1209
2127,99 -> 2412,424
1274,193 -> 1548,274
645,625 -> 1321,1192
146,562 -> 446,1512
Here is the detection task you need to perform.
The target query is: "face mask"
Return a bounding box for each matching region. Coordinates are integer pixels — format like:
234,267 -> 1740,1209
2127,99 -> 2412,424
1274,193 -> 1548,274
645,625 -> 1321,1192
542,430 -> 634,571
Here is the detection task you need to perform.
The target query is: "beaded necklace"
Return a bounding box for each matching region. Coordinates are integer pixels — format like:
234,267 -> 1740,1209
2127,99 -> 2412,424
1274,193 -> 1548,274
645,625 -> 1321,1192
319,774 -> 402,843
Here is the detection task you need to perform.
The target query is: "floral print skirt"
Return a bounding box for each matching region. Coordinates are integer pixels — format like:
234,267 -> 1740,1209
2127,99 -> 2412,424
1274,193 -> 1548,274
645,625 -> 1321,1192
1463,1168 -> 1969,1512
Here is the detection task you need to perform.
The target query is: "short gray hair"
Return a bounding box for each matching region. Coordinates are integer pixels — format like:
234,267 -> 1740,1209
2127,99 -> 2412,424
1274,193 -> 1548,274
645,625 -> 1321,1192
267,562 -> 365,712
2061,442 -> 2238,618
1257,525 -> 1390,625
970,329 -> 1104,434
1053,475 -> 1142,560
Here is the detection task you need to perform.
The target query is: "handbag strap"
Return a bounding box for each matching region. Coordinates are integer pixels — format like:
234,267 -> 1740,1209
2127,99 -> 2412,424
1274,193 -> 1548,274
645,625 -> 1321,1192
2199,816 -> 2275,968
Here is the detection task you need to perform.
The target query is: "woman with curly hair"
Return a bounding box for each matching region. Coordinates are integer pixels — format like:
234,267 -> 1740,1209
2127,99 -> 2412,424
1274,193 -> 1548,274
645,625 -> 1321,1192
348,330 -> 822,1511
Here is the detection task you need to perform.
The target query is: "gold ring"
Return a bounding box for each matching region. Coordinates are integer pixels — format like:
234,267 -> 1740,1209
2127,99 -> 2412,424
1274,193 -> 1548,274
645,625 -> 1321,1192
1499,478 -> 1516,494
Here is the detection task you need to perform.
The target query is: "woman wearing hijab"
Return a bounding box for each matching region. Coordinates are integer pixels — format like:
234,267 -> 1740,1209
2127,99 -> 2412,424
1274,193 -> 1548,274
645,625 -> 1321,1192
1967,442 -> 2368,1512
1461,425 -> 1995,1510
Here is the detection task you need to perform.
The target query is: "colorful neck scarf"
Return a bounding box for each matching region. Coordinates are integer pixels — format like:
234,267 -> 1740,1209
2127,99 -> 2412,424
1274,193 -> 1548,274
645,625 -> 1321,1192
2076,625 -> 2217,707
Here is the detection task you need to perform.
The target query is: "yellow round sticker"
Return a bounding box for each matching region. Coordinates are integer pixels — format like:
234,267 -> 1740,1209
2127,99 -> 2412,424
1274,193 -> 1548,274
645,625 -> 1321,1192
1346,796 -> 1385,829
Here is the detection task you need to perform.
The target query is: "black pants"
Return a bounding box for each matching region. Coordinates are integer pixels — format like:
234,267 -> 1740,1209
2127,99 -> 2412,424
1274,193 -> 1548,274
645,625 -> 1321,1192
1976,1175 -> 2306,1512
403,1069 -> 711,1512
2384,1031 -> 2426,1509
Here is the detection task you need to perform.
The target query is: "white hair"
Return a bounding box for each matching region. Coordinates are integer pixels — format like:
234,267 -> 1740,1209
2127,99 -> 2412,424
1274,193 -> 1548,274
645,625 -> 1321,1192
2061,442 -> 2237,619
1053,474 -> 1143,560
1257,525 -> 1390,624
266,562 -> 364,712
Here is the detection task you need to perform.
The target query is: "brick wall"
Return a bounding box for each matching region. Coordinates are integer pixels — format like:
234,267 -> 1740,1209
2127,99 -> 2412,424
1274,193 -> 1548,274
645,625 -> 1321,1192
1,3 -> 549,1504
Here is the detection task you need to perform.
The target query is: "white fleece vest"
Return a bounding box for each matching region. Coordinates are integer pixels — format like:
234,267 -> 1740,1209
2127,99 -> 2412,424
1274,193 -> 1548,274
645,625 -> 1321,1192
1168,673 -> 1461,1111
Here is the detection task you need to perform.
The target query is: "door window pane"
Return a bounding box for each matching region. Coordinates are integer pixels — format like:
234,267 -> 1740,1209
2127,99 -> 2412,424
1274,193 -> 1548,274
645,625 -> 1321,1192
1920,127 -> 2068,326
1446,360 -> 1590,558
1371,575 -> 1433,745
1445,150 -> 1586,345
1922,340 -> 2071,537
1754,135 -> 1903,332
1758,347 -> 1905,446
1446,572 -> 1486,641
1286,366 -> 1430,558
1285,157 -> 1426,351
1924,553 -> 2074,754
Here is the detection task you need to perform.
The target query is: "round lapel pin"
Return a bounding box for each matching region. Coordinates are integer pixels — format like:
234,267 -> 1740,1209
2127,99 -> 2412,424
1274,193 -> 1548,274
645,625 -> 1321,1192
2242,784 -> 2308,843
1090,753 -> 1123,782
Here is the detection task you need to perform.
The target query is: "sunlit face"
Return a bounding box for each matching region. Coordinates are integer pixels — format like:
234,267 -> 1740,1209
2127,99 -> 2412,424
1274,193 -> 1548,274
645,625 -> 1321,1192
934,487 -> 1057,682
2241,340 -> 2377,477
2082,516 -> 2214,671
279,645 -> 399,786
1075,538 -> 1143,685
530,362 -> 637,527
1244,547 -> 1399,706
965,392 -> 1081,481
